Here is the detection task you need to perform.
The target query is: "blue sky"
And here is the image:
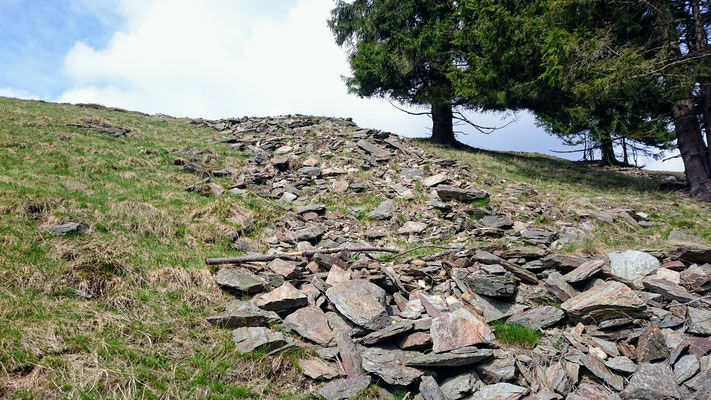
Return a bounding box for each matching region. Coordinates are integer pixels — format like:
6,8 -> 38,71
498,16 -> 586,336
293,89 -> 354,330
0,0 -> 683,171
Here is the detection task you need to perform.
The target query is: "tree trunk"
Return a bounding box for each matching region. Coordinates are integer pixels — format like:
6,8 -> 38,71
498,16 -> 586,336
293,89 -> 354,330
430,103 -> 456,145
599,136 -> 619,166
673,98 -> 711,200
701,80 -> 711,141
691,0 -> 711,148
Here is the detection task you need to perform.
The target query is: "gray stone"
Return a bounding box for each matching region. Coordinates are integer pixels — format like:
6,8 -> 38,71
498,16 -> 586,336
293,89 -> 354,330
480,215 -> 514,229
357,139 -> 389,158
544,272 -> 578,302
688,306 -> 711,335
216,267 -> 267,294
580,354 -> 624,391
419,376 -> 447,400
207,303 -> 280,328
406,347 -> 494,367
668,230 -> 703,245
684,369 -> 711,396
520,229 -> 557,245
284,306 -> 334,346
674,354 -> 699,384
397,331 -> 432,350
253,282 -> 308,312
440,373 -> 479,400
620,363 -> 681,399
232,327 -> 287,353
357,321 -> 414,345
423,174 -> 448,187
326,279 -> 389,330
476,356 -> 516,384
398,221 -> 428,234
467,293 -> 518,323
563,259 -> 605,283
467,383 -> 527,400
267,259 -> 300,279
604,356 -> 637,373
326,311 -> 369,338
44,221 -> 87,236
369,199 -> 398,220
642,277 -> 698,303
300,357 -> 340,380
567,383 -> 622,400
507,306 -> 565,330
293,224 -> 327,242
561,281 -> 647,323
297,166 -> 322,178
361,345 -> 424,386
436,184 -> 488,202
464,271 -> 516,298
431,308 -> 495,353
608,250 -> 659,281
295,203 -> 326,215
318,375 -> 371,400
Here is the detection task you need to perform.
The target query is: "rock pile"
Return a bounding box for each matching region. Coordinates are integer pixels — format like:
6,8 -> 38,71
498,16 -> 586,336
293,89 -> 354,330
188,115 -> 711,399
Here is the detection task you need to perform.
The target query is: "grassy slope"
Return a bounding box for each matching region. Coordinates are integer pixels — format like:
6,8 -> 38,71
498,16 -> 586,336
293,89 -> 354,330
0,97 -> 708,399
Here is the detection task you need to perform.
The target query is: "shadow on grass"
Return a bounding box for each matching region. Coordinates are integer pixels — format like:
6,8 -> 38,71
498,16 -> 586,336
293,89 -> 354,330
419,139 -> 686,194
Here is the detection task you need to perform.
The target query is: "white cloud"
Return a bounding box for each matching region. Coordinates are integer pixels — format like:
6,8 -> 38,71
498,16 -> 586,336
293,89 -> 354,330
0,87 -> 40,100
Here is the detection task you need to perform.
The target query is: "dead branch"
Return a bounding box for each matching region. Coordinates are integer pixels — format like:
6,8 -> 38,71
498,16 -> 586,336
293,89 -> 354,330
205,246 -> 401,265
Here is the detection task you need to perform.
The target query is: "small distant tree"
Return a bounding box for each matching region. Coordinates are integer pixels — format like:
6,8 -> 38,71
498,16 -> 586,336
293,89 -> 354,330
329,1 -> 489,145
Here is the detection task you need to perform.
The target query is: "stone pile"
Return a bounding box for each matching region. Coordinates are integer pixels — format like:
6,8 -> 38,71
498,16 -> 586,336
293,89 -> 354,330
187,115 -> 711,399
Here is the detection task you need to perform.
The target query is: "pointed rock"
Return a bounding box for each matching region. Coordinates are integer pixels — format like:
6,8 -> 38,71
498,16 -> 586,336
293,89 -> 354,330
545,272 -> 578,302
580,354 -> 624,391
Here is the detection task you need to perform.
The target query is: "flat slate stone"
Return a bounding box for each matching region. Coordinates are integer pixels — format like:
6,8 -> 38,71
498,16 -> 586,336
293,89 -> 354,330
608,250 -> 659,281
284,306 -> 334,346
397,331 -> 432,350
567,383 -> 622,400
520,229 -> 557,245
361,345 -> 424,386
253,282 -> 308,312
507,306 -> 565,330
544,272 -> 578,302
688,306 -> 711,335
357,139 -> 389,158
580,354 -> 624,391
436,184 -> 488,202
480,215 -> 514,229
476,356 -> 516,384
267,259 -> 300,279
423,174 -> 447,187
636,324 -> 669,362
563,259 -> 605,283
604,356 -> 637,373
318,375 -> 371,400
232,327 -> 287,354
326,279 -> 389,330
561,281 -> 647,323
464,271 -> 516,298
45,221 -> 87,236
467,383 -> 528,400
357,320 -> 414,345
300,357 -> 340,380
620,363 -> 681,400
674,354 -> 699,384
431,308 -> 495,353
405,347 -> 494,368
642,277 -> 698,302
216,267 -> 267,294
369,199 -> 398,220
440,373 -> 479,400
207,303 -> 280,328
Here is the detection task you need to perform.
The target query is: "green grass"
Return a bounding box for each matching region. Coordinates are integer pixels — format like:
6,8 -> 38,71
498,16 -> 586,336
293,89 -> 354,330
0,98 -> 307,399
491,322 -> 543,349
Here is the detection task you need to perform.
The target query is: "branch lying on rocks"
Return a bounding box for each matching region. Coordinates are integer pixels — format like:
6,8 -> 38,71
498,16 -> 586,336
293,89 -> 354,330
205,246 -> 401,265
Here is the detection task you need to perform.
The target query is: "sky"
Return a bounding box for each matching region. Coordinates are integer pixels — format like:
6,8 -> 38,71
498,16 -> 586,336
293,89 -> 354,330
0,0 -> 684,171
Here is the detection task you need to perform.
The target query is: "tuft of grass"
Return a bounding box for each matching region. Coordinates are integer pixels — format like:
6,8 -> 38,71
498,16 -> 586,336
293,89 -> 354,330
491,322 -> 542,349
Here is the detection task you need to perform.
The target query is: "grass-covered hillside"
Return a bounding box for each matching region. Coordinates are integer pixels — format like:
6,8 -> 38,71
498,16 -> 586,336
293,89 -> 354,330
0,96 -> 708,399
